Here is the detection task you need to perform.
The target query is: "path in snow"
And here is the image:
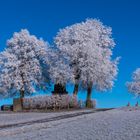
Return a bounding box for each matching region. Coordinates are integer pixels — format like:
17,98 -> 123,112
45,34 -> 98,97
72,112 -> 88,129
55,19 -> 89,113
0,107 -> 140,140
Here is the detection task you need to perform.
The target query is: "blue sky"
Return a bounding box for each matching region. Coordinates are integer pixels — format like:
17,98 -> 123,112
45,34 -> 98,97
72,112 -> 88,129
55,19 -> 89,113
0,0 -> 140,108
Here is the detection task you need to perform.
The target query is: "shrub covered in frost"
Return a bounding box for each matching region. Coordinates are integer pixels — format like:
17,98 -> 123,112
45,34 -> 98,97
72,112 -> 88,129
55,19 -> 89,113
78,100 -> 86,108
92,99 -> 97,108
23,94 -> 79,110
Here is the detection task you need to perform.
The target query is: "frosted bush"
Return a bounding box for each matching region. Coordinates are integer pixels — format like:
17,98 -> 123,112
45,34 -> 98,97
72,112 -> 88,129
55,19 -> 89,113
92,99 -> 97,108
69,95 -> 78,108
23,94 -> 78,110
78,100 -> 85,108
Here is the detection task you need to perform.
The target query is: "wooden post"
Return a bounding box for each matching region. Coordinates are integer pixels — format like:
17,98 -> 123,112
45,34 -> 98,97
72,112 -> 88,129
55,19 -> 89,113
13,98 -> 23,112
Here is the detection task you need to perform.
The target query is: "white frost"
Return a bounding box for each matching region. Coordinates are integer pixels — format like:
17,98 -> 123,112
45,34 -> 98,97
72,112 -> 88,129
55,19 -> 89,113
126,68 -> 140,96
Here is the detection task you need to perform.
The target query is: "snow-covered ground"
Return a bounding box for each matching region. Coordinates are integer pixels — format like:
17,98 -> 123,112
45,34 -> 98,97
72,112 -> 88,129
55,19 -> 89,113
0,107 -> 140,140
0,109 -> 93,126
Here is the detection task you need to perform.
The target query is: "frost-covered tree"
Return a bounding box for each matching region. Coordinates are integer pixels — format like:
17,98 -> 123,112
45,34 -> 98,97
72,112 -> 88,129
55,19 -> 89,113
0,29 -> 49,99
48,47 -> 73,94
54,19 -> 119,107
48,47 -> 73,85
126,68 -> 140,96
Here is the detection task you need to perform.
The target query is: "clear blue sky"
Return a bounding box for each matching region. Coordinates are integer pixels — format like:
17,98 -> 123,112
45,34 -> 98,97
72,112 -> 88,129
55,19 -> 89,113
0,0 -> 140,108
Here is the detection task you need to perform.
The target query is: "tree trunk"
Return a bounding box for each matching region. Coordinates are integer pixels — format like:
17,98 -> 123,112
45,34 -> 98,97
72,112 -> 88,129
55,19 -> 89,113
86,82 -> 93,108
73,83 -> 79,95
20,89 -> 24,98
20,89 -> 24,109
73,71 -> 80,96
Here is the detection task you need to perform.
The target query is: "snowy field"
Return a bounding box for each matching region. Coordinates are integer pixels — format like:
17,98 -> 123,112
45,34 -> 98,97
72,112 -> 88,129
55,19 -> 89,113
0,107 -> 140,140
0,109 -> 94,126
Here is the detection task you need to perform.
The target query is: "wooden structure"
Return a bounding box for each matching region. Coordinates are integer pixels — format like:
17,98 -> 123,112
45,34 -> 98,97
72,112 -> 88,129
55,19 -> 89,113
13,98 -> 22,112
52,83 -> 68,95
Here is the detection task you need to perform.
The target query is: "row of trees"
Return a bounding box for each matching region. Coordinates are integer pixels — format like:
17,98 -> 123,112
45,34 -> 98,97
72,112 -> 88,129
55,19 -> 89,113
0,19 -> 120,107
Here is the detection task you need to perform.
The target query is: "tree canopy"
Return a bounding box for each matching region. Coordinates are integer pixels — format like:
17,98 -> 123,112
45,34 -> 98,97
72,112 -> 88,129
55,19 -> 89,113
0,29 -> 49,97
126,68 -> 140,96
